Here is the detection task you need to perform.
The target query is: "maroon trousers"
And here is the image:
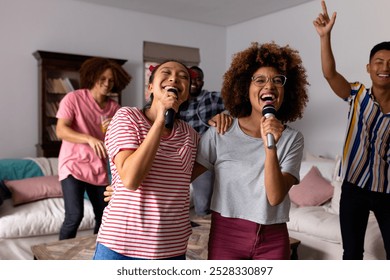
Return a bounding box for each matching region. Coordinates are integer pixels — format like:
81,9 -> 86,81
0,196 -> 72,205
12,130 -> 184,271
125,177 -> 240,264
208,211 -> 290,260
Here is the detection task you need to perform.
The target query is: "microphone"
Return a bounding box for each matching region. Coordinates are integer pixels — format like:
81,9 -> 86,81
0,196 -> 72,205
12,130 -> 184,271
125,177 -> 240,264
262,105 -> 276,149
165,88 -> 178,129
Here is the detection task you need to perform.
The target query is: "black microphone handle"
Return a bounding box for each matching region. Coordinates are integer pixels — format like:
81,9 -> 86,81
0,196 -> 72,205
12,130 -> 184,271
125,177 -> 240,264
165,109 -> 175,129
164,88 -> 178,129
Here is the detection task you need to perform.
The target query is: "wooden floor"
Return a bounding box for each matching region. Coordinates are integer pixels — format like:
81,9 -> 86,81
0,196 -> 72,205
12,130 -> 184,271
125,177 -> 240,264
31,234 -> 97,260
186,210 -> 211,260
31,209 -> 211,260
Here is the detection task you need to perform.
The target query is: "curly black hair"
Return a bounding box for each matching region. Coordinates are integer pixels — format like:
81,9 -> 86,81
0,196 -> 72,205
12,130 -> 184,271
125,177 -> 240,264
222,42 -> 309,123
80,57 -> 132,93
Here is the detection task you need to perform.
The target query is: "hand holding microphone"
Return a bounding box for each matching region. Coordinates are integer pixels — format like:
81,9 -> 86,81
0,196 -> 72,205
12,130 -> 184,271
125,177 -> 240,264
165,88 -> 178,129
262,105 -> 277,149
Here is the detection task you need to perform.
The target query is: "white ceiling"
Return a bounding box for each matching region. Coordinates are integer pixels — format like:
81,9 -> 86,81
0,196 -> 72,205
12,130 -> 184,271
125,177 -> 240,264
74,0 -> 315,26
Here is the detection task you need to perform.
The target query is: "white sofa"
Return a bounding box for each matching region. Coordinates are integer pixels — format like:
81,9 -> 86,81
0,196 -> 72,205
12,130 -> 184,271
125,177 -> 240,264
0,157 -> 94,260
287,154 -> 386,260
1,156 -> 386,260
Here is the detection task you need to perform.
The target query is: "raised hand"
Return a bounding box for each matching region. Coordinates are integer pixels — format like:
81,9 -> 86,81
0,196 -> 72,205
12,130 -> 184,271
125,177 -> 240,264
313,1 -> 337,37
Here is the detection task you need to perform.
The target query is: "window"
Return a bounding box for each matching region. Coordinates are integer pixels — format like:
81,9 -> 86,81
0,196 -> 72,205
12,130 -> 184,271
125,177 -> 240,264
143,41 -> 200,101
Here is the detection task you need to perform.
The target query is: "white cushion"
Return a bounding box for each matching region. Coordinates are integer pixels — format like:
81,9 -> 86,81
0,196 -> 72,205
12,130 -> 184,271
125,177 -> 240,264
288,204 -> 341,243
0,198 -> 94,238
300,156 -> 337,182
328,179 -> 342,215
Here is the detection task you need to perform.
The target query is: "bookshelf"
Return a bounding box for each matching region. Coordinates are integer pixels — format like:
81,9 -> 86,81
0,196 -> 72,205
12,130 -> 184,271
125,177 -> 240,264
33,50 -> 127,157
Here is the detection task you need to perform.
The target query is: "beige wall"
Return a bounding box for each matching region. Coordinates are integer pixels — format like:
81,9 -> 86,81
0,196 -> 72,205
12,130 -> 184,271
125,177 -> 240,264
227,0 -> 390,158
0,0 -> 226,158
1,0 -> 389,159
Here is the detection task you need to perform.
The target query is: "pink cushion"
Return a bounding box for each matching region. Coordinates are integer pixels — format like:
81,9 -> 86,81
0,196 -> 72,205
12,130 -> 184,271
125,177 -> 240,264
289,166 -> 334,207
5,175 -> 62,206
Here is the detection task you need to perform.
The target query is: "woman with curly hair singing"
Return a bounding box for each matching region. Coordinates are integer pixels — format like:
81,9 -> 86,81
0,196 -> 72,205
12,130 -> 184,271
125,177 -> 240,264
195,42 -> 309,259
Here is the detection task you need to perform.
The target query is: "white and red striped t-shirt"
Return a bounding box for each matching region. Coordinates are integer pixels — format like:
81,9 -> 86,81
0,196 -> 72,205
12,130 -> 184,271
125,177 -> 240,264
97,107 -> 199,259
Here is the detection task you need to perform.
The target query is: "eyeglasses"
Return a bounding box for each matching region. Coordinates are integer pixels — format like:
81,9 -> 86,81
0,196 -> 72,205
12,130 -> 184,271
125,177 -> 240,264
251,75 -> 287,87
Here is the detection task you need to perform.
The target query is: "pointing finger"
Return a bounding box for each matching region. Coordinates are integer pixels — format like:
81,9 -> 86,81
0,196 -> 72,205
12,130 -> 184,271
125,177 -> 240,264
321,1 -> 328,17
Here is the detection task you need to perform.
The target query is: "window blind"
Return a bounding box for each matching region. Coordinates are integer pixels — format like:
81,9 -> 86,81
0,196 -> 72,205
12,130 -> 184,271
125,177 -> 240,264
143,41 -> 200,65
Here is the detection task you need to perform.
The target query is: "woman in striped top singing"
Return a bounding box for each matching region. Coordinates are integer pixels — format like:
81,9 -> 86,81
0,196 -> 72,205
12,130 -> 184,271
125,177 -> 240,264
93,60 -> 200,260
314,1 -> 390,260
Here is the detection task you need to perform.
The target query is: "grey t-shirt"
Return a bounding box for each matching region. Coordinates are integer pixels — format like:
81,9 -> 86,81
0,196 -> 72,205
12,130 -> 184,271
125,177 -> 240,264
196,118 -> 303,225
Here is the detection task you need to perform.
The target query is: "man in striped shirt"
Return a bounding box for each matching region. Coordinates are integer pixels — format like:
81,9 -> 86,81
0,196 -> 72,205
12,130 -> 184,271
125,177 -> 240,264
314,1 -> 390,259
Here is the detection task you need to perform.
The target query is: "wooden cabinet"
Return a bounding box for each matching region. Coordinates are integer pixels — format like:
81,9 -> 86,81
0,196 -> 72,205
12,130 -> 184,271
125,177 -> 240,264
33,50 -> 127,157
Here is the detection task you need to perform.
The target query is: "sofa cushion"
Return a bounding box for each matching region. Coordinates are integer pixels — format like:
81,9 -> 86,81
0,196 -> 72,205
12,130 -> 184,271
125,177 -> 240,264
289,166 -> 334,207
0,158 -> 43,181
328,179 -> 342,215
288,204 -> 341,243
4,175 -> 63,206
26,157 -> 59,176
0,180 -> 12,207
0,198 -> 94,238
301,153 -> 339,182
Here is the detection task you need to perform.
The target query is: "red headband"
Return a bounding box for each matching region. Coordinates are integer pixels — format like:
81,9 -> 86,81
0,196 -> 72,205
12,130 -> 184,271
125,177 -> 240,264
149,64 -> 198,79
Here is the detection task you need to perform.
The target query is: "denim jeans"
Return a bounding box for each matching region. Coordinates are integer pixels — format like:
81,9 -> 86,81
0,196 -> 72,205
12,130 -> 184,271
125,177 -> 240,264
191,170 -> 214,216
93,243 -> 186,260
340,181 -> 390,260
59,175 -> 107,240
